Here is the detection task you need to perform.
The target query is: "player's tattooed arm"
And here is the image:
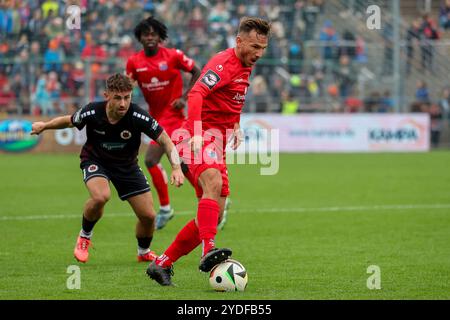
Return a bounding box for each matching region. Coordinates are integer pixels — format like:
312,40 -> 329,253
31,115 -> 74,135
156,131 -> 184,187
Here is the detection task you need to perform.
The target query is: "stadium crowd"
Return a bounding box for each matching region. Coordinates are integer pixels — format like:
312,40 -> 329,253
0,0 -> 449,125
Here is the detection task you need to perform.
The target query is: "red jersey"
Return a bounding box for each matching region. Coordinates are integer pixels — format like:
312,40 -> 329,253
186,47 -> 252,136
126,46 -> 195,121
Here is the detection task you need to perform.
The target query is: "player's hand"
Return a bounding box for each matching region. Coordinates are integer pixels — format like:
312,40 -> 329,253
229,124 -> 244,150
170,167 -> 184,187
189,135 -> 203,156
125,72 -> 137,86
171,97 -> 186,110
30,122 -> 46,135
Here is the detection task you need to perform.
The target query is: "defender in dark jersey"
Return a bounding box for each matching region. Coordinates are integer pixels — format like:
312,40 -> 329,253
31,73 -> 184,264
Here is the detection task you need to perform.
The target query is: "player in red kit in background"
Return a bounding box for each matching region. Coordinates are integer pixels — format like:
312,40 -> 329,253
126,17 -> 201,231
147,17 -> 271,286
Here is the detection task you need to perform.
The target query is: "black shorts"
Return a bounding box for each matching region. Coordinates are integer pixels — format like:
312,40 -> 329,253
81,160 -> 150,201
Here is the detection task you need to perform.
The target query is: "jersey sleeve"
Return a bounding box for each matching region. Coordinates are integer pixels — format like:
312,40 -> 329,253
131,105 -> 163,141
71,103 -> 94,130
174,49 -> 195,72
190,56 -> 231,98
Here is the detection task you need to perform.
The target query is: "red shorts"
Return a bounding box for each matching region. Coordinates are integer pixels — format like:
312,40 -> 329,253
175,136 -> 230,198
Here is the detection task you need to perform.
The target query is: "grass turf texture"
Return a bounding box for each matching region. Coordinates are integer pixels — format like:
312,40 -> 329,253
0,152 -> 449,299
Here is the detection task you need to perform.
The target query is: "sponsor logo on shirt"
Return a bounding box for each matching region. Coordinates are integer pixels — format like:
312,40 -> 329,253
136,67 -> 148,72
233,87 -> 248,102
233,93 -> 246,101
101,142 -> 126,150
141,77 -> 170,91
201,70 -> 221,90
94,129 -> 105,135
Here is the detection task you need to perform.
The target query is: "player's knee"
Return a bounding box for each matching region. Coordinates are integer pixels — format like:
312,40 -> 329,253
91,192 -> 110,206
204,177 -> 222,197
138,211 -> 156,225
144,156 -> 158,168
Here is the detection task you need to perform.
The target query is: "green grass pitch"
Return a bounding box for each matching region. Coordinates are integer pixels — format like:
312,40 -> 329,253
0,152 -> 449,299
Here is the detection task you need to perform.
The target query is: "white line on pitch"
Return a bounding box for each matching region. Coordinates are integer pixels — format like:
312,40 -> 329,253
1,204 -> 449,221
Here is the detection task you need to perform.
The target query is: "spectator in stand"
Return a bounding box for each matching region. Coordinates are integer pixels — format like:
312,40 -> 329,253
319,20 -> 339,61
438,87 -> 450,119
420,13 -> 440,73
43,38 -> 64,72
281,90 -> 299,114
0,81 -> 16,115
382,22 -> 393,75
338,29 -> 356,60
249,75 -> 272,113
364,91 -> 381,113
439,0 -> 450,30
415,80 -> 431,104
333,54 -> 356,99
10,73 -> 29,114
46,71 -> 62,114
429,103 -> 443,148
44,16 -> 64,39
302,0 -> 321,41
354,35 -> 368,64
379,90 -> 394,113
32,73 -> 51,116
41,0 -> 59,19
406,18 -> 422,75
344,89 -> 363,113
116,35 -> 135,65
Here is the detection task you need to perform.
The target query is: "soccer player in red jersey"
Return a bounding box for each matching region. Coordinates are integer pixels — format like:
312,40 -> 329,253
126,17 -> 201,230
147,17 -> 271,286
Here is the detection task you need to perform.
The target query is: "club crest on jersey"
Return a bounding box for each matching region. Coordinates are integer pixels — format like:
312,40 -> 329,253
120,130 -> 132,140
159,61 -> 168,71
87,165 -> 98,173
201,70 -> 221,90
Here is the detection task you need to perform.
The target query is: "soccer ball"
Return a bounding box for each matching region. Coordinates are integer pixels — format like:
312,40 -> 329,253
209,259 -> 248,292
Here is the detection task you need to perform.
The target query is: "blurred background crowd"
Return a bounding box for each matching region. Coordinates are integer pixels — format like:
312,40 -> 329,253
1,0 -> 450,147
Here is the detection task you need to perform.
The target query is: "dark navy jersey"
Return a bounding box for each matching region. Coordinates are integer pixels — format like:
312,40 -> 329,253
71,101 -> 163,167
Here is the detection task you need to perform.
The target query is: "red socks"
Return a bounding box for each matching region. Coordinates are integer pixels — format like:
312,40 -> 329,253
156,219 -> 200,267
155,199 -> 220,267
197,198 -> 219,256
148,164 -> 169,206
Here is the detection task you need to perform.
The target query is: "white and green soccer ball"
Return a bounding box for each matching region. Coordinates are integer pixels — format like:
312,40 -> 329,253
209,259 -> 248,292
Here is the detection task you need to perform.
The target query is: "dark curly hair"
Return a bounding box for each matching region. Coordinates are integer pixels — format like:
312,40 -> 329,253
133,16 -> 168,41
106,73 -> 133,93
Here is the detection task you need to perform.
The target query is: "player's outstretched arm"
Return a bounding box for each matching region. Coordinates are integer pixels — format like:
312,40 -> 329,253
156,131 -> 184,187
31,115 -> 74,135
